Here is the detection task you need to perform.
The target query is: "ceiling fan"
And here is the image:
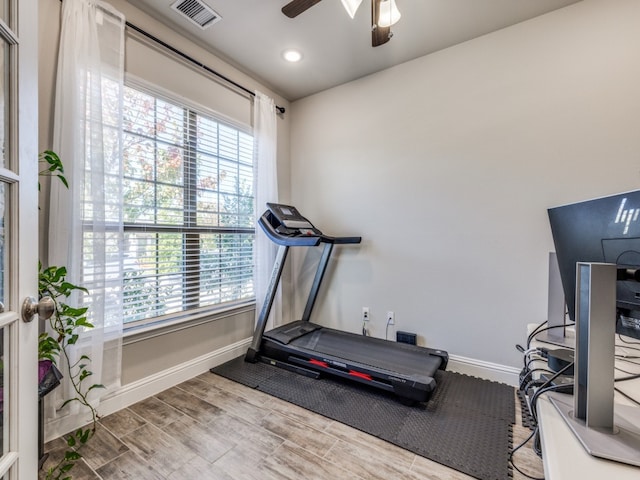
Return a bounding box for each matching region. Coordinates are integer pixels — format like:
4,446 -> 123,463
281,0 -> 401,47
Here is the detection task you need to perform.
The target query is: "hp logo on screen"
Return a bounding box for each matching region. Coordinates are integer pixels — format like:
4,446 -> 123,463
615,198 -> 640,234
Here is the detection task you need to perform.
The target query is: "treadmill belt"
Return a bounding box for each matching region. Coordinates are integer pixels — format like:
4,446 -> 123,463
288,328 -> 443,375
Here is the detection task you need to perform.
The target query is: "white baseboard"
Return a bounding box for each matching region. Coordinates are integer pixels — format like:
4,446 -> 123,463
446,353 -> 520,386
44,338 -> 252,442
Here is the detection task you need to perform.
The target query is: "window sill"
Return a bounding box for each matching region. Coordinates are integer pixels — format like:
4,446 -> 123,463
123,301 -> 256,346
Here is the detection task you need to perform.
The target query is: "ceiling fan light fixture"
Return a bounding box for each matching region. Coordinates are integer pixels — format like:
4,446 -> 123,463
377,0 -> 401,28
340,0 -> 363,19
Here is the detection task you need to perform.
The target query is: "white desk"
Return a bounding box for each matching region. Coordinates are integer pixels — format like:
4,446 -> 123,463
537,394 -> 640,479
529,326 -> 640,479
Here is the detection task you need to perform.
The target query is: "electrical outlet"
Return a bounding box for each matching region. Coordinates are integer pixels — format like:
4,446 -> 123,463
387,311 -> 395,325
362,306 -> 370,322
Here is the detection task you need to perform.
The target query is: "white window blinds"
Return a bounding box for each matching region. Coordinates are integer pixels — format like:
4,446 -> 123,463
119,84 -> 254,326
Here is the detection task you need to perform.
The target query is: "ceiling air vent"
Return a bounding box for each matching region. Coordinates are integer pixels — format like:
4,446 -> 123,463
170,0 -> 222,29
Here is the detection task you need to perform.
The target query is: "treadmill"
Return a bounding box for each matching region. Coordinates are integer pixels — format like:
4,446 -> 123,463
245,203 -> 448,403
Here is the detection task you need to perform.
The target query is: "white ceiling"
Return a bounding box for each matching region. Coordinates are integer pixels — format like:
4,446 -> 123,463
127,0 -> 582,101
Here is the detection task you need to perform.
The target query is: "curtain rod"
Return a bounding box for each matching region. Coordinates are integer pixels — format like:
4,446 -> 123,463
125,22 -> 286,115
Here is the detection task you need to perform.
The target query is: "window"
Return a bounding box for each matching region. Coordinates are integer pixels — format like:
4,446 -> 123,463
119,84 -> 254,327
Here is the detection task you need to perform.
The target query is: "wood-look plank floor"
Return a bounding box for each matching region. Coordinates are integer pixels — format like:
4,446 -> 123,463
40,372 -> 544,480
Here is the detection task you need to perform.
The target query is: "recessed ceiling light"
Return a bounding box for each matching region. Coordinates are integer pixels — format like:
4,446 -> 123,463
282,49 -> 303,63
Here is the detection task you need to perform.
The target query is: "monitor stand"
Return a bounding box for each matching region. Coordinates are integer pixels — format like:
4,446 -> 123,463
537,252 -> 575,348
548,262 -> 640,467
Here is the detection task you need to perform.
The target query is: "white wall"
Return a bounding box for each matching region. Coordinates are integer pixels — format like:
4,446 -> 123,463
288,0 -> 640,369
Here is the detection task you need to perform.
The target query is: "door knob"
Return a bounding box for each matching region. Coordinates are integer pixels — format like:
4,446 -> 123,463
21,296 -> 55,323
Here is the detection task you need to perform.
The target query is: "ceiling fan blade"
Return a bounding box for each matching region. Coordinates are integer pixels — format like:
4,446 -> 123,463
282,0 -> 323,18
371,0 -> 391,47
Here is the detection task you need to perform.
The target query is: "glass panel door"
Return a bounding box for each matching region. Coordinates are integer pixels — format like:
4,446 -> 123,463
0,181 -> 6,457
0,328 -> 5,456
0,13 -> 12,469
0,2 -> 7,26
0,29 -> 9,168
0,0 -> 39,477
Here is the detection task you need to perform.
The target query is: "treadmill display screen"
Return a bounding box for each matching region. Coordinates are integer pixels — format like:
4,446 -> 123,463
267,203 -> 315,230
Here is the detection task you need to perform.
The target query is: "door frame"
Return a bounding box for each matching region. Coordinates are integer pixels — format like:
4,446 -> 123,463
0,0 -> 39,477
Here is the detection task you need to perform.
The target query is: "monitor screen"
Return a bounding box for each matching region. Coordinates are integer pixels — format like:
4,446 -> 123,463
548,190 -> 640,340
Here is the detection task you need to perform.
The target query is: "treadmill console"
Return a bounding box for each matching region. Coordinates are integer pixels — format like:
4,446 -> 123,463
266,203 -> 321,237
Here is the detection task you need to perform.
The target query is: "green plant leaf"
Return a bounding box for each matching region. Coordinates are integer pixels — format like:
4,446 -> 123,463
75,318 -> 94,328
64,451 -> 82,461
39,150 -> 69,190
59,398 -> 75,409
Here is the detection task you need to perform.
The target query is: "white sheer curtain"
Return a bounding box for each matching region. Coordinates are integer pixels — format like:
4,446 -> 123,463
47,0 -> 125,423
253,91 -> 281,330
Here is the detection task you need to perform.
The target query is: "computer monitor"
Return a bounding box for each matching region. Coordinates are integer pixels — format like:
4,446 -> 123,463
548,190 -> 640,341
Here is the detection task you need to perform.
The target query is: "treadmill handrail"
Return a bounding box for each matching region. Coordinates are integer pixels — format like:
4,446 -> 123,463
321,235 -> 362,245
258,211 -> 361,246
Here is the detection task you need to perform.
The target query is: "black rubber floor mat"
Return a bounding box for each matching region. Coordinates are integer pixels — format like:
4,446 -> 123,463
517,388 -> 537,430
211,356 -> 515,480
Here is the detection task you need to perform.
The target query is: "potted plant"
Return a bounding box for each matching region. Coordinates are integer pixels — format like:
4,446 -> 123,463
38,150 -> 103,480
